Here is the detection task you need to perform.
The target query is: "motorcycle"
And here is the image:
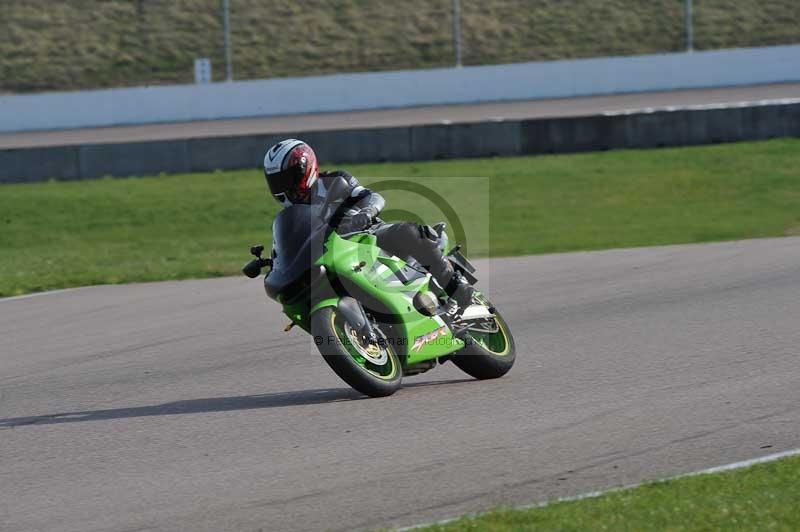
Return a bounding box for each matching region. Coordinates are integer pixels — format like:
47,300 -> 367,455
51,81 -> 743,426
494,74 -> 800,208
243,177 -> 515,397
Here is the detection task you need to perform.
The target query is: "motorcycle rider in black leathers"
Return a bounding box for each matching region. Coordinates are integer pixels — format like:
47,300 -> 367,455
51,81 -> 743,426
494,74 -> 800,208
263,139 -> 474,311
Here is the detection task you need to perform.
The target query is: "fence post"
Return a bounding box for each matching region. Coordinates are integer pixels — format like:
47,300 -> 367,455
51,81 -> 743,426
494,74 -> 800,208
452,0 -> 463,67
685,0 -> 694,52
222,0 -> 233,80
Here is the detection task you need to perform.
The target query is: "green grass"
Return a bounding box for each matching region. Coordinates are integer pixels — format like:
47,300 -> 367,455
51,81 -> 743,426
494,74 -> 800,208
420,455 -> 800,531
1,0 -> 798,93
2,138 -> 800,297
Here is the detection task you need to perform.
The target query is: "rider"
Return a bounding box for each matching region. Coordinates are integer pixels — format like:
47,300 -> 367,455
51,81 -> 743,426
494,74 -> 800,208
263,138 -> 474,311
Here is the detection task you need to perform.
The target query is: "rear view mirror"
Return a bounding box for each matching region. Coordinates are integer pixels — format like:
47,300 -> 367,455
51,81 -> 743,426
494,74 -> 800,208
242,259 -> 263,279
242,258 -> 273,279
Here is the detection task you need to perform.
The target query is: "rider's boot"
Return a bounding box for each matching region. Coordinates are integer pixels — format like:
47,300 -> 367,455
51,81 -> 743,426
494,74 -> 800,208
444,270 -> 475,314
429,258 -> 473,315
415,236 -> 473,314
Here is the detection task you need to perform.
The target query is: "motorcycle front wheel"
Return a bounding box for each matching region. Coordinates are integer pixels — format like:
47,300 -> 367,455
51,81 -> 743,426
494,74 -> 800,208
311,307 -> 402,397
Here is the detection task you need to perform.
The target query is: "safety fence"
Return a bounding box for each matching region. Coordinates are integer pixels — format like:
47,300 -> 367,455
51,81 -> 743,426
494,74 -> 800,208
1,0 -> 798,93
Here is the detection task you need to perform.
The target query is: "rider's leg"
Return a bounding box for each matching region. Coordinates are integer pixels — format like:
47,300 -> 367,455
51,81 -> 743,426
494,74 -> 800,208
373,222 -> 474,310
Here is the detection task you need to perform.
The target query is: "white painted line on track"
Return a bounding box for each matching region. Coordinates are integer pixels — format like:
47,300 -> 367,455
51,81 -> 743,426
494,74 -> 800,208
0,286 -> 88,303
399,448 -> 800,531
602,97 -> 800,116
685,448 -> 800,476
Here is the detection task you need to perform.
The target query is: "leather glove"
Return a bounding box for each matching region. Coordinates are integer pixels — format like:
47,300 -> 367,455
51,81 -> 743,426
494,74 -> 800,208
348,208 -> 375,231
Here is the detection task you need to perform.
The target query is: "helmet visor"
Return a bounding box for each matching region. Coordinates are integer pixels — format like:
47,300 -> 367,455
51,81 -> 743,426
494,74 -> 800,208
266,168 -> 309,204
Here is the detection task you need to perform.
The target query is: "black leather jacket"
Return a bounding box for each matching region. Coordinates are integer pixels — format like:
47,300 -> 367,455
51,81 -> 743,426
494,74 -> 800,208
268,170 -> 384,258
314,170 -> 385,228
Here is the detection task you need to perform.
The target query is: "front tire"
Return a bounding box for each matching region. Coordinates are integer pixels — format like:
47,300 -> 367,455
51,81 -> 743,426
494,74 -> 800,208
311,307 -> 402,397
452,295 -> 516,380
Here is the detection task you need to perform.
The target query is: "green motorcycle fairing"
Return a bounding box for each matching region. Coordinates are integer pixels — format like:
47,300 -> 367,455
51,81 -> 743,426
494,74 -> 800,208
274,217 -> 465,367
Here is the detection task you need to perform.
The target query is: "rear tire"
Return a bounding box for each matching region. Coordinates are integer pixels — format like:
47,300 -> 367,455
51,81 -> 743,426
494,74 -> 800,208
311,307 -> 402,397
452,296 -> 516,380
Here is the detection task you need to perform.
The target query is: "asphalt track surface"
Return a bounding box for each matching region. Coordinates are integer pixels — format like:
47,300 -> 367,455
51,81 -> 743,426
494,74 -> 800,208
2,82 -> 800,149
2,237 -> 799,532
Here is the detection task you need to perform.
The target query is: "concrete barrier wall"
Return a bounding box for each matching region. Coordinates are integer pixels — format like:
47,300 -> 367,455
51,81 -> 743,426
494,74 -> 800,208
2,102 -> 799,184
2,45 -> 800,133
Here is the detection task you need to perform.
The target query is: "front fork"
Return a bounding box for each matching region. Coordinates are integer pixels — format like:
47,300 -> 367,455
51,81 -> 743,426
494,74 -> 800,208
336,296 -> 379,345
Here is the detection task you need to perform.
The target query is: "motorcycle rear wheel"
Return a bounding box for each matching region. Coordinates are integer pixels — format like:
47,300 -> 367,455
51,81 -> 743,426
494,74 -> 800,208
311,307 -> 402,397
452,295 -> 516,380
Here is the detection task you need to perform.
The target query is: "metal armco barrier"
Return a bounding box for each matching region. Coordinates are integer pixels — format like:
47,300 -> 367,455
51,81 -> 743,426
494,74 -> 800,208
2,102 -> 799,184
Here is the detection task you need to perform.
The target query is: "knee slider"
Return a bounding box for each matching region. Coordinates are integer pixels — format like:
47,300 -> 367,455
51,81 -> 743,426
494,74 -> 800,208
390,222 -> 424,242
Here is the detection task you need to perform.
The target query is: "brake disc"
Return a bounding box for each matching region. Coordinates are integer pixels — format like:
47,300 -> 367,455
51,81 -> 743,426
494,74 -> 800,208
346,324 -> 389,365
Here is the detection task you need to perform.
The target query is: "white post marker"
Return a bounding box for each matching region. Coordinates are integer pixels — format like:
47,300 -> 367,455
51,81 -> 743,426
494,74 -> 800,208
194,58 -> 212,84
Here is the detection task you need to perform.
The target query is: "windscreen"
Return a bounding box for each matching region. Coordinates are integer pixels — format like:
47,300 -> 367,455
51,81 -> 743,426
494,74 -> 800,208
266,204 -> 329,295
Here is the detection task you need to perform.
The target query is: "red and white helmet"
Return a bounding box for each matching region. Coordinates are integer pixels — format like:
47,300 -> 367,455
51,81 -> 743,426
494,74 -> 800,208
263,139 -> 319,206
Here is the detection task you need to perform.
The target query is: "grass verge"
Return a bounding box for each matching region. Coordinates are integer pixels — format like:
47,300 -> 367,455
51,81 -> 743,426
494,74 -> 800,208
1,138 -> 799,297
419,454 -> 800,531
